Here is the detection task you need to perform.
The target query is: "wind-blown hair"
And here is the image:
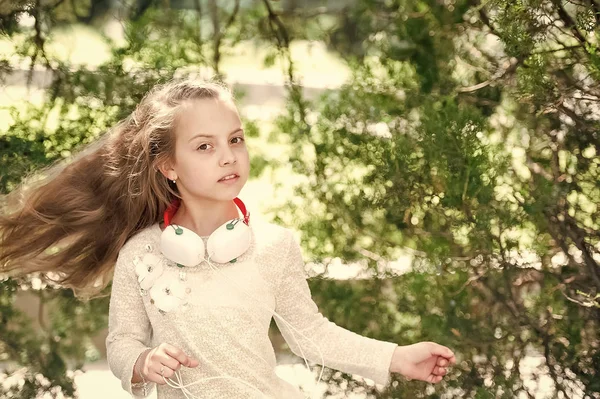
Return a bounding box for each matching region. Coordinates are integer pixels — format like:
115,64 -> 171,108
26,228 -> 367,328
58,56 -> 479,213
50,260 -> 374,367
0,78 -> 231,300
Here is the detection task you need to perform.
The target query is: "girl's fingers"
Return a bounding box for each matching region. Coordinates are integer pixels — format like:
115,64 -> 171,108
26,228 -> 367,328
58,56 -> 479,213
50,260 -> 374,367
434,366 -> 447,376
144,344 -> 199,385
160,353 -> 182,371
437,353 -> 456,366
145,365 -> 171,385
429,343 -> 455,360
187,357 -> 200,368
146,357 -> 178,384
152,363 -> 176,385
163,345 -> 197,368
157,363 -> 174,377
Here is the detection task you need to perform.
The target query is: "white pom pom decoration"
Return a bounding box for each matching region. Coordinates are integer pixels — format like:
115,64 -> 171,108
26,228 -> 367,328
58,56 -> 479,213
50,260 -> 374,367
135,253 -> 164,290
149,275 -> 188,313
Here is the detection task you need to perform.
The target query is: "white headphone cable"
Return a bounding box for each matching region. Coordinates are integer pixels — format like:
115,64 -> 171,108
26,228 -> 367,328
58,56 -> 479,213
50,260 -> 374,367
159,254 -> 326,398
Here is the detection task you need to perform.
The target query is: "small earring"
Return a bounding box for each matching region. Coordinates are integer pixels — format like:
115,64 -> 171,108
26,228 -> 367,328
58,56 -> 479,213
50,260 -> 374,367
171,179 -> 177,184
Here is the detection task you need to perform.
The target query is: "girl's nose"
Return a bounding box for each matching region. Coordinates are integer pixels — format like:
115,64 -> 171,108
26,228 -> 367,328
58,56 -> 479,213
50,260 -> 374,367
219,146 -> 237,166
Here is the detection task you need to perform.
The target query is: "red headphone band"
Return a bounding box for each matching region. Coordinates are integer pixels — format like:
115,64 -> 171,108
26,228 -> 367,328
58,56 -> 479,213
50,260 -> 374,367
163,198 -> 180,227
163,198 -> 250,227
233,198 -> 250,225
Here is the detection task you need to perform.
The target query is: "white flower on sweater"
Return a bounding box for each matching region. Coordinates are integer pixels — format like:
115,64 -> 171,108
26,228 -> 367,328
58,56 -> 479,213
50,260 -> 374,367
134,253 -> 165,291
149,275 -> 189,313
132,245 -> 191,314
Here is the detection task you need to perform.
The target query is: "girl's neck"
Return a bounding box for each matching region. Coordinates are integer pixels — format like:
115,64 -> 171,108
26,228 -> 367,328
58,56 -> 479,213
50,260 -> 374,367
167,198 -> 239,237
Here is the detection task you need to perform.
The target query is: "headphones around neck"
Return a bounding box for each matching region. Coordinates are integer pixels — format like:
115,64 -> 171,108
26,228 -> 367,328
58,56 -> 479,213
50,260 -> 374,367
160,197 -> 252,266
135,197 -> 326,396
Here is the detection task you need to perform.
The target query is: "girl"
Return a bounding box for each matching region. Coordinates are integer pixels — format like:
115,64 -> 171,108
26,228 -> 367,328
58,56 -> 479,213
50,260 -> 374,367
0,78 -> 455,398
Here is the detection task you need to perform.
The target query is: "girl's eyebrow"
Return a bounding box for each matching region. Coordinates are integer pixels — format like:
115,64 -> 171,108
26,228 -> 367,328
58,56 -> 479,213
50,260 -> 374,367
188,128 -> 244,142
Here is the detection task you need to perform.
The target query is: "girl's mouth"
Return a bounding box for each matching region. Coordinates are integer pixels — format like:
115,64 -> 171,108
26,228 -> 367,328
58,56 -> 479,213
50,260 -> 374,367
218,174 -> 239,183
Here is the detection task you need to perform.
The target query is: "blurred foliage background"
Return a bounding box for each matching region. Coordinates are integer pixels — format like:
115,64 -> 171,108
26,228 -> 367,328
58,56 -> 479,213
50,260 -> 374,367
0,0 -> 599,398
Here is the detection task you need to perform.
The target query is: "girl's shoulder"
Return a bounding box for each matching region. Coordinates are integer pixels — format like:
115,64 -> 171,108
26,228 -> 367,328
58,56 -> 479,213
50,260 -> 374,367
117,223 -> 161,259
249,219 -> 302,267
250,219 -> 294,247
251,219 -> 288,237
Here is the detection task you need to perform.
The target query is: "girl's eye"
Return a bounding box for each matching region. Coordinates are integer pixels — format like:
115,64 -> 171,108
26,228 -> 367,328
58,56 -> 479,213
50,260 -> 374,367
197,137 -> 243,151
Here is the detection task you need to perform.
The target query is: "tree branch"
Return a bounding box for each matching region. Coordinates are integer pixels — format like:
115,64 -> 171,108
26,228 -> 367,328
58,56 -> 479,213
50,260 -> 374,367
210,0 -> 240,77
553,0 -> 589,45
457,58 -> 520,93
261,0 -> 310,135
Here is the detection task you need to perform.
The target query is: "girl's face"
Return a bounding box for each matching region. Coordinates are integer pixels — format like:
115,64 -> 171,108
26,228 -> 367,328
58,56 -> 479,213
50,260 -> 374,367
165,97 -> 250,203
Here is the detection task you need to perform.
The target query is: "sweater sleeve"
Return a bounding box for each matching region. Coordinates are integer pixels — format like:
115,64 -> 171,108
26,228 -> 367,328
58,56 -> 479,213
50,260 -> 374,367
273,229 -> 398,386
105,242 -> 156,398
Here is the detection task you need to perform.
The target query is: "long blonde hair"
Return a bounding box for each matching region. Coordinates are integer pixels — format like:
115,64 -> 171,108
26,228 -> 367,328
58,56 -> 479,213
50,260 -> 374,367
0,78 -> 232,300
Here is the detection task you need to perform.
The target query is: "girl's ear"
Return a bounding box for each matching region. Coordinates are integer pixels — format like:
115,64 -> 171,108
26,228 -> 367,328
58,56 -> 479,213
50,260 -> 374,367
156,159 -> 177,181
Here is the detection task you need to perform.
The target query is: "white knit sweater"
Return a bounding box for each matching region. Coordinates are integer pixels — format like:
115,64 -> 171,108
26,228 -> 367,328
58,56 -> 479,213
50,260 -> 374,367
105,220 -> 398,398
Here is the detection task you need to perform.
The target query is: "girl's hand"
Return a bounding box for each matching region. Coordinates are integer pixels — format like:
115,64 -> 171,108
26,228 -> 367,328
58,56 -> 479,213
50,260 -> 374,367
389,342 -> 456,384
138,343 -> 200,385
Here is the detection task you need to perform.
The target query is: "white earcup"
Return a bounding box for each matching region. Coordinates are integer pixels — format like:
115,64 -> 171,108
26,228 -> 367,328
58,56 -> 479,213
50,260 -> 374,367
160,225 -> 205,267
206,219 -> 252,263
